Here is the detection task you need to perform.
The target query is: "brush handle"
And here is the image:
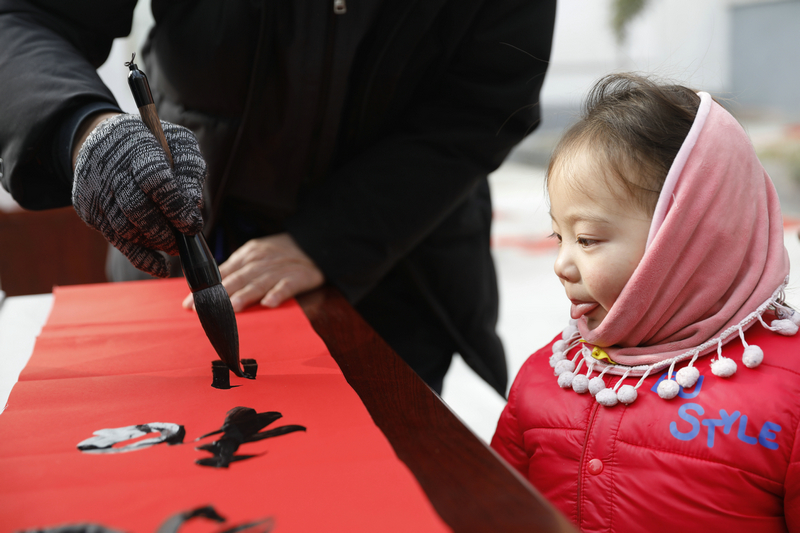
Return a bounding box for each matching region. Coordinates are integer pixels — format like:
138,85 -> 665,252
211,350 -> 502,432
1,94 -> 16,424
127,57 -> 241,378
127,64 -> 174,166
128,61 -> 222,293
136,102 -> 219,292
138,103 -> 174,168
174,231 -> 223,292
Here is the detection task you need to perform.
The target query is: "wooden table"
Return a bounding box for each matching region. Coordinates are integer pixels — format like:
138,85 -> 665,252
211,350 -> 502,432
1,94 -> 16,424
298,287 -> 576,533
0,207 -> 108,296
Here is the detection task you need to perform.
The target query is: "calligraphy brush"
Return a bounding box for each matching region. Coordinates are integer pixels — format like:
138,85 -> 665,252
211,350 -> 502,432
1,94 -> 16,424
125,54 -> 243,378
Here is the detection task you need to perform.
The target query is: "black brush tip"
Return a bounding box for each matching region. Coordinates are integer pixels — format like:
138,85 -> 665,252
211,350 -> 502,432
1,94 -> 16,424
193,284 -> 242,377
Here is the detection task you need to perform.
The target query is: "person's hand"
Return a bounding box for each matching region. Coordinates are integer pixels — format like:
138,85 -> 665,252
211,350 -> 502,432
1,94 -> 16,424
183,233 -> 324,311
72,114 -> 207,278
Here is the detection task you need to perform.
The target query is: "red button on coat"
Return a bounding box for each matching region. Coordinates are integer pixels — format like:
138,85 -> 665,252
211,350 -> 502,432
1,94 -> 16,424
587,458 -> 604,475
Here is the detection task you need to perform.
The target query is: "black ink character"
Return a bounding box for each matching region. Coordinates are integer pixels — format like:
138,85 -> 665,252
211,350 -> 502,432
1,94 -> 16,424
15,525 -> 124,533
195,407 -> 306,468
211,359 -> 257,388
212,360 -> 233,389
17,505 -> 274,533
241,359 -> 258,379
155,505 -> 274,533
77,423 -> 185,454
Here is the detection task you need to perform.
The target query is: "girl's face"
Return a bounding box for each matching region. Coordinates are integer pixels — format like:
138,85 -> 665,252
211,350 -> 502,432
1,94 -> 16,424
548,152 -> 653,330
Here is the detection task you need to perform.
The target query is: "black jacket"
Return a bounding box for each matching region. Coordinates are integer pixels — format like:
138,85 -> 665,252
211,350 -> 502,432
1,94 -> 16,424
0,0 -> 555,395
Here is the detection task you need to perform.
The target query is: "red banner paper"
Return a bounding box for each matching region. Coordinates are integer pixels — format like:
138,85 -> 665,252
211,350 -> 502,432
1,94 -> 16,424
0,279 -> 449,532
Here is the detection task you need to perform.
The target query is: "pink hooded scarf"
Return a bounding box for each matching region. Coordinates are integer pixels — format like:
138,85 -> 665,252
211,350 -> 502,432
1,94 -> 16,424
578,92 -> 790,372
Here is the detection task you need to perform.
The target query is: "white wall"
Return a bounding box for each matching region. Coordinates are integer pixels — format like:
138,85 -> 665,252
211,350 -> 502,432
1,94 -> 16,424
96,0 -> 154,114
541,0 -> 733,111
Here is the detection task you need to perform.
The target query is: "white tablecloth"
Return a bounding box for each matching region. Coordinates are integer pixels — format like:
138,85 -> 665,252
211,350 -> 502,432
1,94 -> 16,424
0,293 -> 53,413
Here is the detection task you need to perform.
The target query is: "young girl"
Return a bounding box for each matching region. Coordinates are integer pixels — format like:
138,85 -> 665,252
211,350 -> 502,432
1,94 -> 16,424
491,74 -> 800,532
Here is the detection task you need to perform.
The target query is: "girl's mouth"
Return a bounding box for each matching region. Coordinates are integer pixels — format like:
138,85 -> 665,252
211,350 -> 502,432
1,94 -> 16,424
570,301 -> 599,320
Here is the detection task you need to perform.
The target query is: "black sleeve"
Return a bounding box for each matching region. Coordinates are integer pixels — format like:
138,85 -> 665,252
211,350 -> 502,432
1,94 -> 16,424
0,0 -> 135,210
53,101 -> 124,187
285,0 -> 556,301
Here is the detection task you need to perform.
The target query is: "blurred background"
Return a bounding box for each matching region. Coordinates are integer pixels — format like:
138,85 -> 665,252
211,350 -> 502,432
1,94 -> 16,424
1,0 -> 798,442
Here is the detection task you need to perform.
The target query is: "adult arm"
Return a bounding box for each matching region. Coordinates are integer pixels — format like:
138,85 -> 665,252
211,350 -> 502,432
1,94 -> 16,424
0,0 -> 132,209
2,1 -> 207,278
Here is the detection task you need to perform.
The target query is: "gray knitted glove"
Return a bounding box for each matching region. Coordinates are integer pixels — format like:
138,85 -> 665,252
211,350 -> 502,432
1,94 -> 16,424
73,114 -> 207,278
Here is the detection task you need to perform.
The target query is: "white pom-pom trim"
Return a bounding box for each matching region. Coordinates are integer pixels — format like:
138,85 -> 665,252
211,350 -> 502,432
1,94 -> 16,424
709,338 -> 737,378
549,351 -> 567,368
657,379 -> 680,399
572,374 -> 589,394
562,324 -> 579,340
617,384 -> 637,405
595,388 -> 618,407
775,306 -> 800,326
588,376 -> 605,396
676,366 -> 699,388
771,319 -> 798,336
554,359 -> 575,376
742,345 -> 763,368
552,339 -> 567,354
587,366 -> 612,396
711,356 -> 737,377
737,325 -> 763,370
554,291 -> 796,407
558,371 -> 575,388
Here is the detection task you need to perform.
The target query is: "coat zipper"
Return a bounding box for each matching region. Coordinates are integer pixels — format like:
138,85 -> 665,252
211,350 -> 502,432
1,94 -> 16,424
576,400 -> 601,528
333,0 -> 346,14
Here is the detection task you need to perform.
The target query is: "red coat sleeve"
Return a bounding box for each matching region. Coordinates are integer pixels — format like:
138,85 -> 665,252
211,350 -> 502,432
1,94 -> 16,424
491,360 -> 530,478
784,418 -> 800,528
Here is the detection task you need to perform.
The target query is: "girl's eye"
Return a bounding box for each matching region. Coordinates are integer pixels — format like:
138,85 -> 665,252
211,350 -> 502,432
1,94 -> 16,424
577,237 -> 598,247
549,232 -> 562,244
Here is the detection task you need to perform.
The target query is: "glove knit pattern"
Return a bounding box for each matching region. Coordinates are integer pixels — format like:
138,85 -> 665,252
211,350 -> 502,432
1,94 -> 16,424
73,114 -> 206,278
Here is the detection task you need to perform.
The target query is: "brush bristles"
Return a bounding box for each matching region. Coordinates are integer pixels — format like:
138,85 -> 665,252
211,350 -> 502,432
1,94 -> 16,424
193,284 -> 242,376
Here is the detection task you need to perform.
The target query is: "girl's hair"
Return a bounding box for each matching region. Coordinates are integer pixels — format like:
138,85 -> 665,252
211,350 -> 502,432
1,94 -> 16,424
547,73 -> 702,214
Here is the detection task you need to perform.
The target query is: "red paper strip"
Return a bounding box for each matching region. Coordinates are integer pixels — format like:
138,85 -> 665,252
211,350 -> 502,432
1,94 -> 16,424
0,279 -> 449,532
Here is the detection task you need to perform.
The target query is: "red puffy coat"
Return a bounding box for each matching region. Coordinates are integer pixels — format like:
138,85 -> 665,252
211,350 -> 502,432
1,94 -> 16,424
491,321 -> 800,532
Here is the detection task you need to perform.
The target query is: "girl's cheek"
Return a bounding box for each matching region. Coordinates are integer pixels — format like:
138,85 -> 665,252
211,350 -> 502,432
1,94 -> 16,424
593,271 -> 628,305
